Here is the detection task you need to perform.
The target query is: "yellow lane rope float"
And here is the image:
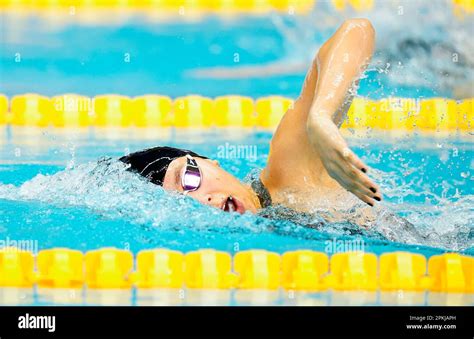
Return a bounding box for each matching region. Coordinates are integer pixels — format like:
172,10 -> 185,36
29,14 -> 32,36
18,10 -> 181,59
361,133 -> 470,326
0,0 -> 317,13
0,0 -> 472,15
1,93 -> 473,131
0,247 -> 472,292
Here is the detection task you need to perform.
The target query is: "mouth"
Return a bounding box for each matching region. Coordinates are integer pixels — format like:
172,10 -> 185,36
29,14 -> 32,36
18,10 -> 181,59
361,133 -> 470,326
221,195 -> 245,214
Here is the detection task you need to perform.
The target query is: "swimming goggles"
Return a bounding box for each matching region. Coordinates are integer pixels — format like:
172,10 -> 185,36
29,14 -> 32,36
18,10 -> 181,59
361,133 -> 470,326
181,154 -> 202,193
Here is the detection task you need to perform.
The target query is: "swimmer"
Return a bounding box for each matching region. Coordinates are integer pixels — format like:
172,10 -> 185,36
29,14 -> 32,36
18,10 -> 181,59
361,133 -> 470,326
121,19 -> 383,224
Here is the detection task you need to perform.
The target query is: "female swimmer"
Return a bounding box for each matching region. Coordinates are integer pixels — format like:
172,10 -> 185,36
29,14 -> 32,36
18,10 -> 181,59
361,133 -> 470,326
121,19 -> 383,226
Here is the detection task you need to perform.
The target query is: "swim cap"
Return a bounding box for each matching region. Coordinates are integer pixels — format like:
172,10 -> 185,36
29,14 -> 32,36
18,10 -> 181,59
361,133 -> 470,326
119,146 -> 207,186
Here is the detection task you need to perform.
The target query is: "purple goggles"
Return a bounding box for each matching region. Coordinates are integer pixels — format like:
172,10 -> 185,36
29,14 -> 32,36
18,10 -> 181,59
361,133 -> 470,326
181,155 -> 202,193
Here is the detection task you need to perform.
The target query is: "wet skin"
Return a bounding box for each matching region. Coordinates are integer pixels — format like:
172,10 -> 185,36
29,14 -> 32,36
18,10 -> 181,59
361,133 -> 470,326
163,18 -> 382,215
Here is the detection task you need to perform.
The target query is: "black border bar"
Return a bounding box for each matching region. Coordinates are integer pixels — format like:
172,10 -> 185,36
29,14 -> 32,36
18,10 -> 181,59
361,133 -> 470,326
0,306 -> 472,338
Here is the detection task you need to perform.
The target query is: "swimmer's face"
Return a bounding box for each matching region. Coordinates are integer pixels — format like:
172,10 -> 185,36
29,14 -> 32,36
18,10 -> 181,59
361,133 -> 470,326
162,156 -> 260,214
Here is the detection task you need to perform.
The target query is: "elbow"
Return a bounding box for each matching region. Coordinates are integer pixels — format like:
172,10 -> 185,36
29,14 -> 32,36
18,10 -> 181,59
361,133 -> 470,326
342,18 -> 375,38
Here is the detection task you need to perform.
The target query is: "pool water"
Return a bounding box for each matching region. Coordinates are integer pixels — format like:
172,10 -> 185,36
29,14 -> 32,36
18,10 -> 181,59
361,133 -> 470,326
0,0 -> 472,306
2,0 -> 472,99
0,128 -> 472,258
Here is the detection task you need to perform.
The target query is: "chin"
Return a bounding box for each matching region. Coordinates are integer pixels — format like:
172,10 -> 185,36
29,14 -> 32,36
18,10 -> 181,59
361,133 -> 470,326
245,203 -> 258,214
240,197 -> 259,214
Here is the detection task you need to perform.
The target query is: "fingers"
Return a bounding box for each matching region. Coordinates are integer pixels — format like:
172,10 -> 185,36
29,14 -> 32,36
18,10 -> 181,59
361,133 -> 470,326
353,189 -> 376,207
331,152 -> 382,206
354,169 -> 381,197
353,180 -> 379,200
335,170 -> 378,207
342,147 -> 368,173
340,150 -> 381,196
329,169 -> 363,200
351,181 -> 380,206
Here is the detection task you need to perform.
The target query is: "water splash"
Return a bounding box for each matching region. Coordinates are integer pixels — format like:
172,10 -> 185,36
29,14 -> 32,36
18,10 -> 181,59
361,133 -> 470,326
268,0 -> 473,98
0,156 -> 471,251
375,169 -> 473,251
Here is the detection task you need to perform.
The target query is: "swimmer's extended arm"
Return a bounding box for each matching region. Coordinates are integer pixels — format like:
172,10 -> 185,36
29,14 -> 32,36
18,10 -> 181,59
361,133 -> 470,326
263,19 -> 382,206
306,18 -> 382,206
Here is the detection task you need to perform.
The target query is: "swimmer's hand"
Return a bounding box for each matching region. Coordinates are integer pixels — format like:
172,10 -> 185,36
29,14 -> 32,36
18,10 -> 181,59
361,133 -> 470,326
306,115 -> 382,206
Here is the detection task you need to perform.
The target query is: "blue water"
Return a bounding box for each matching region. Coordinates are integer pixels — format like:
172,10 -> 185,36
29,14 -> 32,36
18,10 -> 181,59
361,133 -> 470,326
0,128 -> 472,258
2,1 -> 471,99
